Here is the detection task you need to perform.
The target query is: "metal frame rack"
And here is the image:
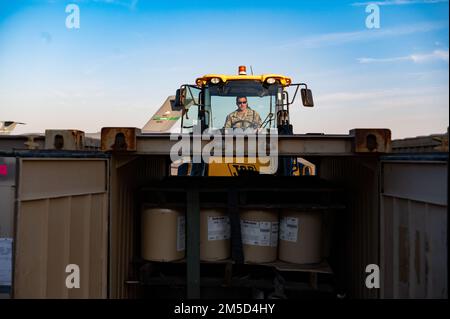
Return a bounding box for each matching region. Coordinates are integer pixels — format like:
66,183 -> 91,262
135,175 -> 346,298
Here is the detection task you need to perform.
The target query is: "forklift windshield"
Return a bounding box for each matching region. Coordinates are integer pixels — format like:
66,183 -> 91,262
205,80 -> 281,130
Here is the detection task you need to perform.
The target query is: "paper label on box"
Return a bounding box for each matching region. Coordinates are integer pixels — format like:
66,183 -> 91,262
0,238 -> 13,286
241,220 -> 279,247
280,217 -> 299,242
207,216 -> 230,241
177,216 -> 185,251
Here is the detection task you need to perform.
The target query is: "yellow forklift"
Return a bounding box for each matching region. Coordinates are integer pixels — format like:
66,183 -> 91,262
173,66 -> 315,176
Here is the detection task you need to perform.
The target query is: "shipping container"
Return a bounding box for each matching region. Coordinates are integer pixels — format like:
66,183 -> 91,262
0,150 -> 109,299
0,130 -> 447,299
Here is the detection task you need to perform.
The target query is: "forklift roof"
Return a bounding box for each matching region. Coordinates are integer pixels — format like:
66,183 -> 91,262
195,74 -> 292,87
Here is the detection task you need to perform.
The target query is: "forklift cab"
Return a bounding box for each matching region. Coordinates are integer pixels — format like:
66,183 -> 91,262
173,66 -> 315,176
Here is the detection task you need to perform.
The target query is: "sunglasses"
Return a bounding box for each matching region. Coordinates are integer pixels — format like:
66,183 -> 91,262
237,101 -> 247,105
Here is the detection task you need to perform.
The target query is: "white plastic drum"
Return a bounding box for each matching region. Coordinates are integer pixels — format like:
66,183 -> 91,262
279,210 -> 322,264
200,208 -> 230,261
141,207 -> 185,262
240,209 -> 279,263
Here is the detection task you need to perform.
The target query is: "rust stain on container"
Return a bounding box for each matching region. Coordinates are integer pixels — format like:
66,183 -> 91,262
350,129 -> 391,153
24,135 -> 42,150
72,130 -> 84,148
101,127 -> 141,152
45,130 -> 85,150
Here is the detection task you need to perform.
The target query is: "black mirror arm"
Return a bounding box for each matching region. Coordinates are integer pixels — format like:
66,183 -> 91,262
290,85 -> 300,105
287,83 -> 308,105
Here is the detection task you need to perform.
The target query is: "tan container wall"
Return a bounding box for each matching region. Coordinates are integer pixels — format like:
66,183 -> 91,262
320,155 -> 448,299
380,160 -> 447,299
13,158 -> 108,299
109,156 -> 167,299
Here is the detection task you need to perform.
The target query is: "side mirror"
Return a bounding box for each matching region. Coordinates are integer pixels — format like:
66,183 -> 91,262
175,87 -> 186,108
301,88 -> 314,107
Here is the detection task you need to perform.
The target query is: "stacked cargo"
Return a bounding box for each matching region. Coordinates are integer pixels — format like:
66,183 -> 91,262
141,206 -> 323,265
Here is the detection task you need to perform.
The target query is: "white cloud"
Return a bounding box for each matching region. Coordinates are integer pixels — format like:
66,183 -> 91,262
351,0 -> 449,6
358,49 -> 449,63
280,22 -> 446,49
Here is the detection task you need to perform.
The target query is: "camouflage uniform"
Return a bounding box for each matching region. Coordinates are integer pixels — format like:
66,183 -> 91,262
224,107 -> 262,129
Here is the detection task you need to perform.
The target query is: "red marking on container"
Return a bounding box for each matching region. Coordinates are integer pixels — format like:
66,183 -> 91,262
0,165 -> 7,176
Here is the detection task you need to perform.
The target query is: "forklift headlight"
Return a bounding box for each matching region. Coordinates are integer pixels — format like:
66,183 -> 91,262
266,77 -> 276,85
210,77 -> 221,84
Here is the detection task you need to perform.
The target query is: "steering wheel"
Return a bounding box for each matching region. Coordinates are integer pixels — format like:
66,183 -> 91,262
231,120 -> 260,129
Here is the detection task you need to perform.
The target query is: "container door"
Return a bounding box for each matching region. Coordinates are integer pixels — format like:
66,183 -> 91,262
13,157 -> 109,299
0,157 -> 16,297
380,154 -> 448,298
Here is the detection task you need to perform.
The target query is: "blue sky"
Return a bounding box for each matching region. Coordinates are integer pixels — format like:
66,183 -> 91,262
0,0 -> 448,138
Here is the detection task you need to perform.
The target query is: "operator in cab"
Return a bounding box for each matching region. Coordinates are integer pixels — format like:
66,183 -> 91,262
223,96 -> 262,129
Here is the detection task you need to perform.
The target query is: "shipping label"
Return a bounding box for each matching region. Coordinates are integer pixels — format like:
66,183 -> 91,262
207,216 -> 230,241
280,216 -> 299,243
241,220 -> 279,247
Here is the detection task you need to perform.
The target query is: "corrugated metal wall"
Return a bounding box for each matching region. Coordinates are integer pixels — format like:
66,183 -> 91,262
320,155 -> 448,299
109,156 -> 167,299
380,159 -> 447,298
13,158 -> 109,299
319,157 -> 380,299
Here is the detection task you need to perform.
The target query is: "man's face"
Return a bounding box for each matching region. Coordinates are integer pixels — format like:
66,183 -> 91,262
237,98 -> 248,111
